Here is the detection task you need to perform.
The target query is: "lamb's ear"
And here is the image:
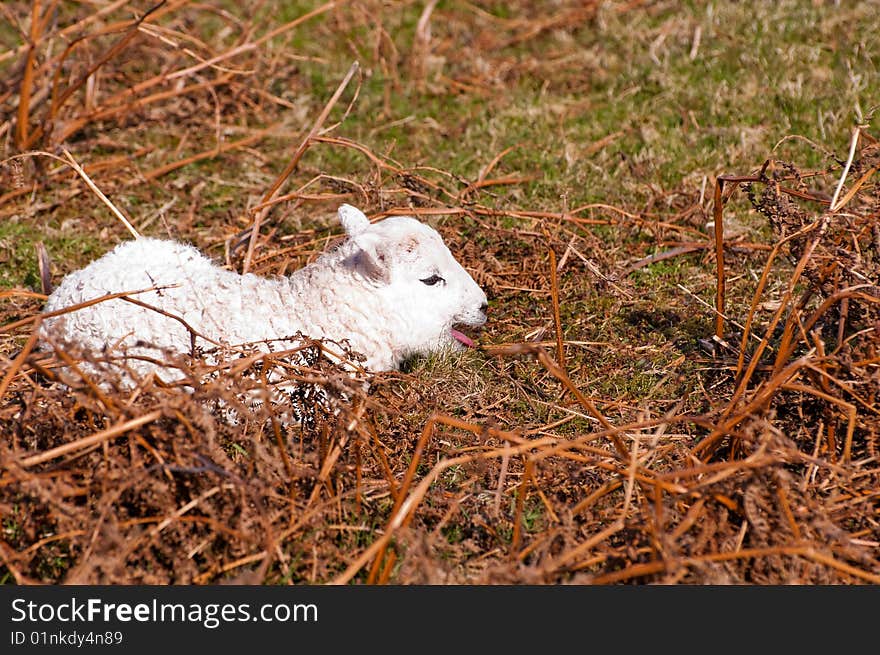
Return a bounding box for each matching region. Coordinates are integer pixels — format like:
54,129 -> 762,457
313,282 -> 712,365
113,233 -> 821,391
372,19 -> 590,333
338,204 -> 370,236
350,231 -> 390,283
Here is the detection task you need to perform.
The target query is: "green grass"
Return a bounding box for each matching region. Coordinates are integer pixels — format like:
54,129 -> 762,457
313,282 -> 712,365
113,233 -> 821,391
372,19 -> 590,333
0,221 -> 102,289
4,1 -> 874,287
264,1 -> 878,215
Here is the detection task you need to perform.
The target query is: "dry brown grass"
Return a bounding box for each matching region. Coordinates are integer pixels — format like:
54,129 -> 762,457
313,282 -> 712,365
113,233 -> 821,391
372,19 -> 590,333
0,1 -> 878,585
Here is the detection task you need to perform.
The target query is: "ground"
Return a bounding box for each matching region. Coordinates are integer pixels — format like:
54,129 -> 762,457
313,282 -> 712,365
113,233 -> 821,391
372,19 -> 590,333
0,0 -> 878,584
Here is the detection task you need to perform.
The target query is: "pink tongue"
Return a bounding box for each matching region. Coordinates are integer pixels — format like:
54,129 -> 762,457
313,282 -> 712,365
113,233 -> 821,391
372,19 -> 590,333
451,328 -> 475,348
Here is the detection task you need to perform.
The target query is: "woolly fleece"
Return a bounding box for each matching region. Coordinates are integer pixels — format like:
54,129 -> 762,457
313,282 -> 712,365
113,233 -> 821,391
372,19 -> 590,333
39,205 -> 488,379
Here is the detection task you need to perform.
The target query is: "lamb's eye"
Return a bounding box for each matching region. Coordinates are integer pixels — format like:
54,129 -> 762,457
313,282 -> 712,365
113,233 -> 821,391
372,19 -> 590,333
420,274 -> 444,286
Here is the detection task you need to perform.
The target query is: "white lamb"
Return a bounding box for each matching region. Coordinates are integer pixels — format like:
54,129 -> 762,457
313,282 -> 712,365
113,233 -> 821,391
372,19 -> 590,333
38,205 -> 488,384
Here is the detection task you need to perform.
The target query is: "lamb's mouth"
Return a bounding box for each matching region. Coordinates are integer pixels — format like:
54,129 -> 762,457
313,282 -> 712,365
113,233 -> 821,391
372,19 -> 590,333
450,326 -> 477,349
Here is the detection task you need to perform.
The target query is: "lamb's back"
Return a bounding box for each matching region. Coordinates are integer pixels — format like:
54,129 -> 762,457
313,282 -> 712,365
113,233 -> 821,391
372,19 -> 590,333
44,238 -> 210,309
41,238 -> 298,352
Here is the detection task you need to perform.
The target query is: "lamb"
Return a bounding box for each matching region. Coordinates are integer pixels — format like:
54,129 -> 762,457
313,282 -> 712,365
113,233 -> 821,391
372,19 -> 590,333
38,205 -> 488,384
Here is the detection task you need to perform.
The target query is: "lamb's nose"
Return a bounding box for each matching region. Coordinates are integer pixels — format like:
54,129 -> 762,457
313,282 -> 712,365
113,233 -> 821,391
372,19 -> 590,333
480,302 -> 488,314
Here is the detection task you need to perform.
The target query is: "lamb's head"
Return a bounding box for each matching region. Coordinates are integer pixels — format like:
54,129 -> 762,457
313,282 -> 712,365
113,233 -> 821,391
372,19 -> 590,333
338,204 -> 488,363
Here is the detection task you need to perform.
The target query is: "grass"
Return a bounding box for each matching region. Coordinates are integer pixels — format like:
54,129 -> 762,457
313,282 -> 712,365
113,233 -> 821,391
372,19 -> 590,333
0,220 -> 102,289
0,0 -> 879,584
